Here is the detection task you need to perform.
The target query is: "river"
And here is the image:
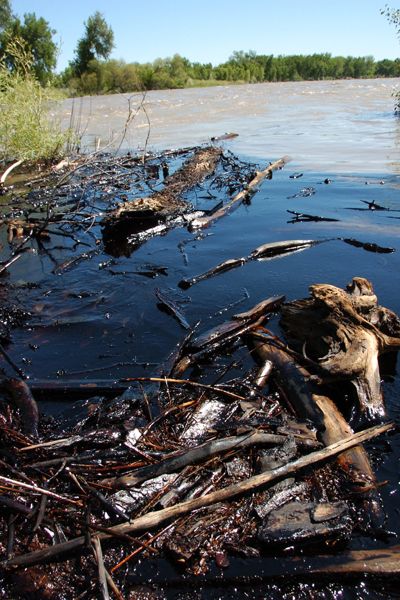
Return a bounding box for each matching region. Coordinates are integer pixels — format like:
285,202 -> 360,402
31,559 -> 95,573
59,77 -> 400,173
3,79 -> 400,598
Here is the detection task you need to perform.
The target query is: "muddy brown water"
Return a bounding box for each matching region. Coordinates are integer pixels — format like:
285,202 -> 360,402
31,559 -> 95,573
58,78 -> 400,173
2,79 -> 400,598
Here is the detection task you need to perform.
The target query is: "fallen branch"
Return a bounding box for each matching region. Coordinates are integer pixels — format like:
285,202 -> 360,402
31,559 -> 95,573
190,155 -> 290,229
102,430 -> 319,489
178,239 -> 319,289
3,422 -> 392,569
0,159 -> 23,184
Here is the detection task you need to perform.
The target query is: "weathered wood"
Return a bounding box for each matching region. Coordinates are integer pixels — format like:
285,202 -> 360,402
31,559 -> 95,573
190,155 -> 290,229
105,146 -> 222,223
250,336 -> 377,491
3,423 -> 392,569
280,277 -> 400,422
0,159 -> 23,184
102,430 -> 319,489
178,239 -> 318,289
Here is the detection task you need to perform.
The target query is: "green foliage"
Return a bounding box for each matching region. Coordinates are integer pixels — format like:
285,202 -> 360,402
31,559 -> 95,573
62,49 -> 400,96
72,11 -> 114,76
0,38 -> 72,163
381,5 -> 400,112
381,4 -> 400,37
0,7 -> 57,84
0,0 -> 13,34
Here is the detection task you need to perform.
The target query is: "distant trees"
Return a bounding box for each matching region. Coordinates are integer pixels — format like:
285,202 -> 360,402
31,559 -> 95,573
61,49 -> 400,96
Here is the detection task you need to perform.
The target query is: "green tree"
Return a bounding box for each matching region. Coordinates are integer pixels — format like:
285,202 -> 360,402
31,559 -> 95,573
0,0 -> 13,35
381,4 -> 400,36
381,4 -> 400,111
72,11 -> 114,75
10,13 -> 57,83
1,6 -> 57,84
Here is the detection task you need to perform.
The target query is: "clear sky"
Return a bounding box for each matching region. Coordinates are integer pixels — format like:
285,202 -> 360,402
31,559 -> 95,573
10,0 -> 400,72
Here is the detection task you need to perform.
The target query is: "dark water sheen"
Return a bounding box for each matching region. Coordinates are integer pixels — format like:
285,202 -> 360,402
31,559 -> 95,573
3,79 -> 400,598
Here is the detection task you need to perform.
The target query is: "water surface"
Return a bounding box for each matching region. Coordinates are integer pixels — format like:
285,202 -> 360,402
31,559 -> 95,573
3,78 -> 400,599
59,78 -> 400,173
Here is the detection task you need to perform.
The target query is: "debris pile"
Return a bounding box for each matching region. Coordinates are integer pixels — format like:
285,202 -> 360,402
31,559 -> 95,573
0,277 -> 398,598
0,145 -> 399,597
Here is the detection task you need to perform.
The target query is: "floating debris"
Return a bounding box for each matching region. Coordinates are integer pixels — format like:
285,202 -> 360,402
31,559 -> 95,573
342,238 -> 395,253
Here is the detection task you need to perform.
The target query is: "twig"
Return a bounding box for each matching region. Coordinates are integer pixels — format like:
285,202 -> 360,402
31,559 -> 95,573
122,376 -> 246,402
3,422 -> 392,568
0,475 -> 82,507
104,570 -> 124,600
141,101 -> 151,163
93,536 -> 110,600
0,253 -> 22,276
110,523 -> 174,573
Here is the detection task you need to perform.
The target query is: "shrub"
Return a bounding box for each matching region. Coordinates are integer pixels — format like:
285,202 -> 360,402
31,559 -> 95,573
0,38 -> 72,163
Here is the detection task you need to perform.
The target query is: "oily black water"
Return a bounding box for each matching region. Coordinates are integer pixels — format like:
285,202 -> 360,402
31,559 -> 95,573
1,154 -> 400,598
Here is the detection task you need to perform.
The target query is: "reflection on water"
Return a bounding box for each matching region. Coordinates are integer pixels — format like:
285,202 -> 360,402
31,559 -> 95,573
58,78 -> 400,173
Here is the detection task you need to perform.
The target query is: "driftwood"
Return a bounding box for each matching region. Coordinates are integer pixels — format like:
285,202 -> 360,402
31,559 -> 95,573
3,423 -> 392,569
250,335 -> 377,492
178,239 -> 318,289
171,295 -> 284,376
104,146 -> 222,224
280,277 -> 400,423
190,155 -> 290,229
102,430 -> 319,490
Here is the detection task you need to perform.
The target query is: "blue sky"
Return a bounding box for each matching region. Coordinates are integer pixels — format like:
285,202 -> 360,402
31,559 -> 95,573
10,0 -> 400,71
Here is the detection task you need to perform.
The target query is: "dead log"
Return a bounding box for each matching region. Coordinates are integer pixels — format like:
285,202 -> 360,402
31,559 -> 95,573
280,277 -> 400,423
250,335 -> 377,492
104,146 -> 222,225
0,379 -> 132,400
190,155 -> 290,229
136,546 -> 400,583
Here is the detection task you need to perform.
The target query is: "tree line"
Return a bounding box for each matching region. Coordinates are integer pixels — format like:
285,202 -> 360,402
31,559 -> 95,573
60,51 -> 400,95
0,0 -> 399,95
